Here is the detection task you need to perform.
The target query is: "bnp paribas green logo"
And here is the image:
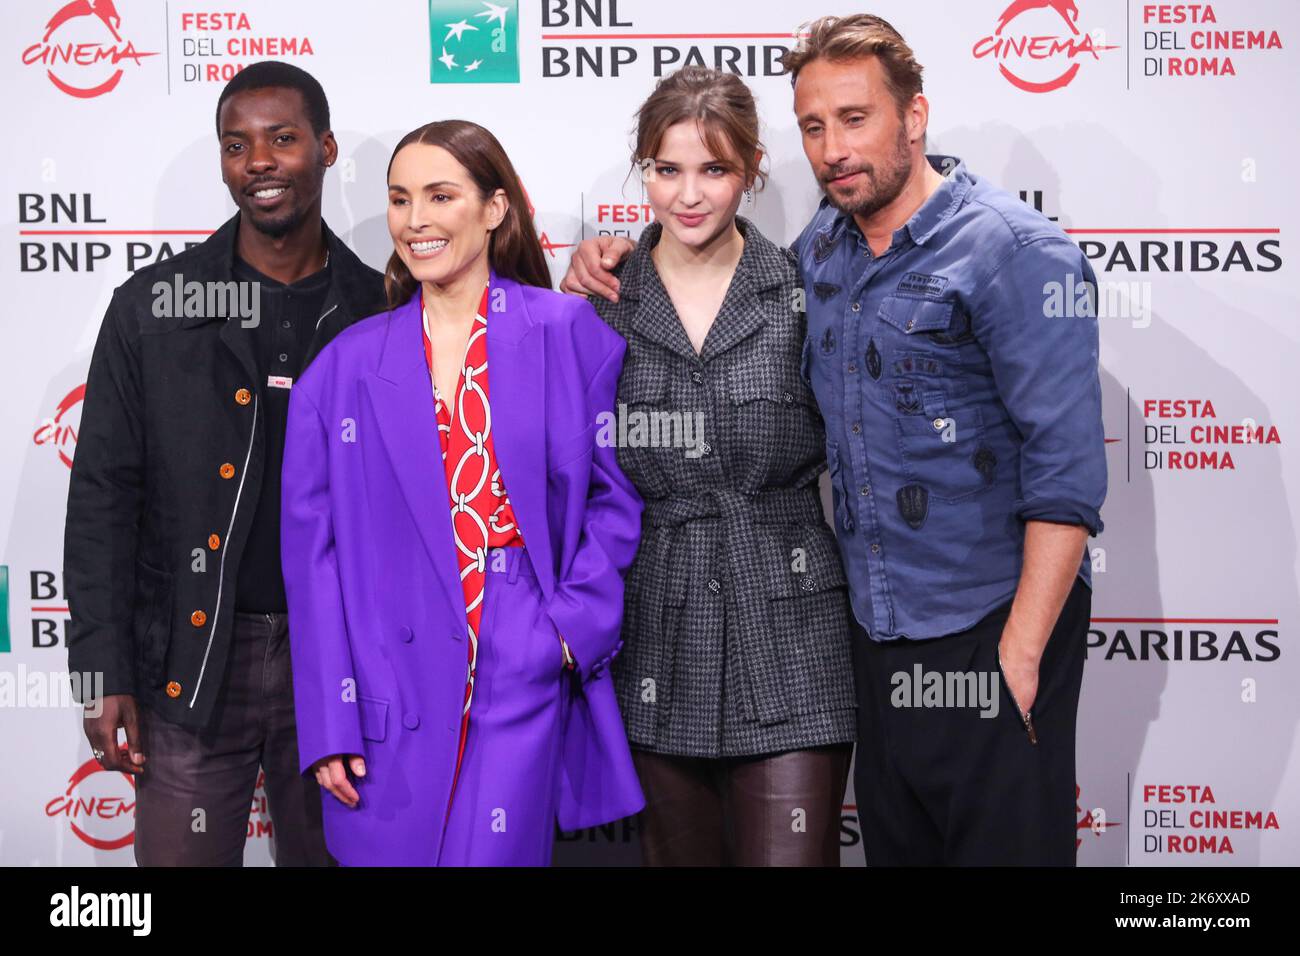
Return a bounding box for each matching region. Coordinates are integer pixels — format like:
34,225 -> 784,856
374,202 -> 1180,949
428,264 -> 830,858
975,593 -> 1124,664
429,1 -> 519,84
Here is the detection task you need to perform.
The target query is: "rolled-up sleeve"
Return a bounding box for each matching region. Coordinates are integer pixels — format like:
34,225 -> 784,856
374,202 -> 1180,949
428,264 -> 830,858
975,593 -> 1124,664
968,236 -> 1107,535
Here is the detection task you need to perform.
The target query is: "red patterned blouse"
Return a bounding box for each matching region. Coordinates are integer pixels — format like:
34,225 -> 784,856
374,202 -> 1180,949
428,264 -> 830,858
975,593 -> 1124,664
422,285 -> 574,806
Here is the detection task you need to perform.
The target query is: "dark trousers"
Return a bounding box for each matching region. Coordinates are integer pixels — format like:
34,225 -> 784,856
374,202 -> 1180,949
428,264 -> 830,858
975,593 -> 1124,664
631,745 -> 852,866
134,612 -> 333,866
851,577 -> 1090,866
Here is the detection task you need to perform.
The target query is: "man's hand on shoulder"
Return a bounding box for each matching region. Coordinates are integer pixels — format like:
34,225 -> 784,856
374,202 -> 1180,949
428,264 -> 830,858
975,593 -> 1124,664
560,236 -> 635,302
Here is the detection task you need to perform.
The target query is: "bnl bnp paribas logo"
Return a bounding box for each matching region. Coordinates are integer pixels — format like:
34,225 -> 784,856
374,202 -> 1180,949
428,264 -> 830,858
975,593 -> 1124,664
429,1 -> 519,83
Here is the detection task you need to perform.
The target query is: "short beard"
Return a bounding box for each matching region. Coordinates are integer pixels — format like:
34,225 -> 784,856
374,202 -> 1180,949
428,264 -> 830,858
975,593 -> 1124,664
820,123 -> 914,221
249,205 -> 305,240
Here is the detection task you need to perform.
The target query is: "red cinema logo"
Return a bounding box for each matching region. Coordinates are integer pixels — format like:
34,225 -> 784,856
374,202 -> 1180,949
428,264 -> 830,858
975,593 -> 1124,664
973,0 -> 1119,93
33,384 -> 84,469
22,0 -> 158,98
45,757 -> 137,851
1076,784 -> 1121,850
518,181 -> 573,259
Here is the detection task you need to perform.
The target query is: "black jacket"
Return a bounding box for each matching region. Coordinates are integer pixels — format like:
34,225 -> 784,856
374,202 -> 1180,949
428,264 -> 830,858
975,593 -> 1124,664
64,213 -> 387,730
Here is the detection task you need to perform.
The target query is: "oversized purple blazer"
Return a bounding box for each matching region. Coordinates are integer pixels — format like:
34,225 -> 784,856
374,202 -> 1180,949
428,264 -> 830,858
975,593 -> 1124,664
280,270 -> 646,865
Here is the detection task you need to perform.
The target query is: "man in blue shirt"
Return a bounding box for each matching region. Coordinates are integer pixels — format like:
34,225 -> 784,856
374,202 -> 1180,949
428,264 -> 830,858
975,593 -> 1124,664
564,14 -> 1106,866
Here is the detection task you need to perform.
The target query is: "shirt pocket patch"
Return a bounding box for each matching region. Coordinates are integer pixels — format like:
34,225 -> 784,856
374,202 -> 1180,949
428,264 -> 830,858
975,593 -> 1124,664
894,404 -> 994,503
878,295 -> 953,333
878,294 -> 975,346
890,382 -> 949,417
891,350 -> 945,379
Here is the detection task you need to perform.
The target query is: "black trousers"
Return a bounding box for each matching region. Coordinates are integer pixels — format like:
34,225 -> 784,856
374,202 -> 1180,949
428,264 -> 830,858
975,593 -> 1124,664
134,612 -> 333,867
851,577 -> 1090,866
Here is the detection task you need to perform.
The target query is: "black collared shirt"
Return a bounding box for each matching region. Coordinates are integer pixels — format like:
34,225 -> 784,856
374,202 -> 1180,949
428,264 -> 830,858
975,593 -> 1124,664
231,254 -> 332,612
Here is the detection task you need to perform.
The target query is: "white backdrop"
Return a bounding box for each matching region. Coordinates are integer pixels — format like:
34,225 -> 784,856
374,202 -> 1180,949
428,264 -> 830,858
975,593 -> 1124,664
2,0 -> 1296,866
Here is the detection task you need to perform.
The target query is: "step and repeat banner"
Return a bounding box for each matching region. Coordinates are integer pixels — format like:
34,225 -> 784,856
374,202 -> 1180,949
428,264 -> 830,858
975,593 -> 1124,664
1,0 -> 1296,866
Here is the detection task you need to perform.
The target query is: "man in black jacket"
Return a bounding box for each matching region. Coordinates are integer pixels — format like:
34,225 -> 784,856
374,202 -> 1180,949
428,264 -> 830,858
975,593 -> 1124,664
64,61 -> 387,866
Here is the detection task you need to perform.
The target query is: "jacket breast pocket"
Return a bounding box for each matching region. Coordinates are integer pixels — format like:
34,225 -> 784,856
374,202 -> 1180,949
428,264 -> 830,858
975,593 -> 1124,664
132,559 -> 175,688
726,363 -> 822,462
727,362 -> 818,410
620,353 -> 670,407
615,355 -> 673,496
895,404 -> 995,503
548,423 -> 595,474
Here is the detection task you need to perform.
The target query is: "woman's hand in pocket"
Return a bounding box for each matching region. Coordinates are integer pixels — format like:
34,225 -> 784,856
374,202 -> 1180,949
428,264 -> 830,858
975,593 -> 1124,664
559,632 -> 577,674
312,754 -> 367,808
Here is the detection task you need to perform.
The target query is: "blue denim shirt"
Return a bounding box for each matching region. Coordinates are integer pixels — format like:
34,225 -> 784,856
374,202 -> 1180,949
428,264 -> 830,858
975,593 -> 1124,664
793,155 -> 1106,642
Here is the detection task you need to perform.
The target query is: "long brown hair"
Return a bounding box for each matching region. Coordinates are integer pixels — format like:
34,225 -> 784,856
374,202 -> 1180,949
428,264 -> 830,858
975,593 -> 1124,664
631,66 -> 767,193
383,119 -> 550,307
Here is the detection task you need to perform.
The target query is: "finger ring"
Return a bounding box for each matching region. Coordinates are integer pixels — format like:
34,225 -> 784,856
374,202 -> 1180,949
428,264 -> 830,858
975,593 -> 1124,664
92,748 -> 105,761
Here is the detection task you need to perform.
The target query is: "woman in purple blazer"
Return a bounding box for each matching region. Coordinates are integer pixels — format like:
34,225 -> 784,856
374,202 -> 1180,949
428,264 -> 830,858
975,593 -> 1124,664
280,119 -> 645,866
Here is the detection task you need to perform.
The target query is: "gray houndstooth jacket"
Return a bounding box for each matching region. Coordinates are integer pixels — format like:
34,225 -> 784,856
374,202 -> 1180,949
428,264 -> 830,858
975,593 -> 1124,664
590,217 -> 856,758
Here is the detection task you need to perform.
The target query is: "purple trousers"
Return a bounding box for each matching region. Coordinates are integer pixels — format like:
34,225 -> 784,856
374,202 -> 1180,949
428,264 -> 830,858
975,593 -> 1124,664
419,545 -> 567,866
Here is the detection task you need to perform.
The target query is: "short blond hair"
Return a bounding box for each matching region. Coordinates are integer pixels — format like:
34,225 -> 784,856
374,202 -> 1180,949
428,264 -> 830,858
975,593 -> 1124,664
781,14 -> 925,115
